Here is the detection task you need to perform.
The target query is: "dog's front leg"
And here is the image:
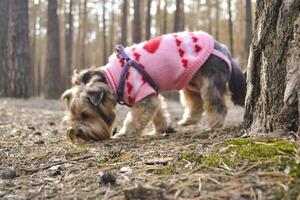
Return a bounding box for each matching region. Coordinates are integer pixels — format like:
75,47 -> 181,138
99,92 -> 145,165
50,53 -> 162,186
116,95 -> 159,137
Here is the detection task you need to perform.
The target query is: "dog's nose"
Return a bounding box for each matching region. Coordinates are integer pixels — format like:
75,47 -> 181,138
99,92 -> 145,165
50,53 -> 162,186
75,128 -> 84,136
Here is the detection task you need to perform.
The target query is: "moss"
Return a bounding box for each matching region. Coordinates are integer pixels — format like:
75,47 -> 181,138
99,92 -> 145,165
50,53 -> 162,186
95,151 -> 130,166
179,152 -> 203,164
65,146 -> 90,158
181,138 -> 300,199
221,138 -> 297,161
148,165 -> 174,175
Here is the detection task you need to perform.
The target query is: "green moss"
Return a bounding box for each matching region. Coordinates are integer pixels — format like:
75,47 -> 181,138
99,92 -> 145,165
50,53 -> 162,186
95,151 -> 130,166
221,138 -> 297,161
179,152 -> 203,163
65,146 -> 90,158
179,138 -> 300,199
148,165 -> 174,175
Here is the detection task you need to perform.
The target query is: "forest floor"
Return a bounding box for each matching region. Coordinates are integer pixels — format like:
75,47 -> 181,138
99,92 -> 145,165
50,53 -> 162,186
0,98 -> 299,200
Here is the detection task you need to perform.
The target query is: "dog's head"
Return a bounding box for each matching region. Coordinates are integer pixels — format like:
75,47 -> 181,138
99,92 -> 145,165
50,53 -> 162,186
61,67 -> 116,142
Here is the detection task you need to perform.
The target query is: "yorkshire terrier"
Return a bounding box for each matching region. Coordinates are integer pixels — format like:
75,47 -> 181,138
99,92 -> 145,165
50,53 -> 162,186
62,31 -> 246,142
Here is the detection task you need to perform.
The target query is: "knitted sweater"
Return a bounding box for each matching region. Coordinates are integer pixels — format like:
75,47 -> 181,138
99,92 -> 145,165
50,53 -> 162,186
102,31 -> 231,106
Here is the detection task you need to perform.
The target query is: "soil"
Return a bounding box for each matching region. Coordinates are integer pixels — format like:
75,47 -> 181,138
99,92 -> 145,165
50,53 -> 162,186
0,98 -> 299,200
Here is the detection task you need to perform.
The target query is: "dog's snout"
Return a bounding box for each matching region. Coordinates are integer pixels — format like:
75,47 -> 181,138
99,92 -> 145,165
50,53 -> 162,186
75,128 -> 84,136
67,128 -> 75,134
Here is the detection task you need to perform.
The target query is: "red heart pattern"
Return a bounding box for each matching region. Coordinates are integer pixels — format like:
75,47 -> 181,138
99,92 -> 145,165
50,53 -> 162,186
143,36 -> 162,54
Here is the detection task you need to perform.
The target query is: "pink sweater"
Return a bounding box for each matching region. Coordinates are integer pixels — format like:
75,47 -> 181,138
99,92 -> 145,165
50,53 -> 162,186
103,31 -> 231,106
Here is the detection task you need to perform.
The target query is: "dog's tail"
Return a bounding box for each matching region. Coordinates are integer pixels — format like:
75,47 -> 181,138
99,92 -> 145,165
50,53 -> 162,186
228,60 -> 246,106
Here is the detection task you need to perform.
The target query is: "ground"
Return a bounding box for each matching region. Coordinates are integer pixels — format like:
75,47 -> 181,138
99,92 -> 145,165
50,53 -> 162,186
0,98 -> 299,200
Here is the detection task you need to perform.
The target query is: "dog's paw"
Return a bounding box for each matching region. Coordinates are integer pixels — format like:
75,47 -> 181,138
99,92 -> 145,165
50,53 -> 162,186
163,126 -> 176,133
177,119 -> 198,126
112,132 -> 127,139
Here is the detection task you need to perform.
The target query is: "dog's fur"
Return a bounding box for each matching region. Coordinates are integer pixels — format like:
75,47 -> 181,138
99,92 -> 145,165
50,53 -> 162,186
62,50 -> 246,142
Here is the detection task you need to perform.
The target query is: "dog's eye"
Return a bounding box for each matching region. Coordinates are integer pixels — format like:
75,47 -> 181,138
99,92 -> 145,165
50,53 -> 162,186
81,112 -> 89,120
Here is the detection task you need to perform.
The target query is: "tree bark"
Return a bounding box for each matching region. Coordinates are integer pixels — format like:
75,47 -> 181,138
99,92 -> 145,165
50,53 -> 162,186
121,0 -> 128,46
145,0 -> 152,40
227,0 -> 234,56
0,0 -> 10,97
244,0 -> 300,133
44,0 -> 61,99
133,0 -> 142,43
244,0 -> 252,59
7,0 -> 31,97
65,0 -> 73,88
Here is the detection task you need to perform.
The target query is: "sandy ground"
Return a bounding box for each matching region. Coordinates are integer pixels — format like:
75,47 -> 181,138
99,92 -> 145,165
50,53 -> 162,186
0,98 -> 298,199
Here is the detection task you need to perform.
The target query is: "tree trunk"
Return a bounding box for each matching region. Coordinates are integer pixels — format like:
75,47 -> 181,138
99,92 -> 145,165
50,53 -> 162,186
162,0 -> 168,34
109,0 -> 115,54
215,0 -> 220,40
80,0 -> 87,68
227,0 -> 234,55
145,0 -> 152,40
44,0 -> 61,99
173,0 -> 184,32
133,0 -> 142,43
102,0 -> 107,64
0,0 -> 10,97
121,0 -> 128,46
244,0 -> 252,60
31,2 -> 38,96
244,0 -> 300,133
65,0 -> 73,88
206,0 -> 212,34
7,0 -> 31,97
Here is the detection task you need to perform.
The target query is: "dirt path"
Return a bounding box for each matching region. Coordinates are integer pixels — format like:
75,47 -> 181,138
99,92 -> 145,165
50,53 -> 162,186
0,98 -> 299,199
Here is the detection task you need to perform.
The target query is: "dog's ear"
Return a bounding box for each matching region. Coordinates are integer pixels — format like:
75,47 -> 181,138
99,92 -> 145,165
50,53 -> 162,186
87,89 -> 107,106
61,89 -> 73,105
72,69 -> 81,85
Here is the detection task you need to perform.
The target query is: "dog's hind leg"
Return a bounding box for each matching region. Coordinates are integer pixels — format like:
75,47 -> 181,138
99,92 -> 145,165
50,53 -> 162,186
178,88 -> 204,126
152,95 -> 174,134
116,95 -> 160,137
200,77 -> 227,128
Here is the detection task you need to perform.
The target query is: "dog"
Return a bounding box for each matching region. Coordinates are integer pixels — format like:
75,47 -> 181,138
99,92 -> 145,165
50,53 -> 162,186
62,31 -> 246,142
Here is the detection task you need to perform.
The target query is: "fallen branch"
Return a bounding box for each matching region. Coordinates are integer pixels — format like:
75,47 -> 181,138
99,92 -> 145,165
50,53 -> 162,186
20,154 -> 94,175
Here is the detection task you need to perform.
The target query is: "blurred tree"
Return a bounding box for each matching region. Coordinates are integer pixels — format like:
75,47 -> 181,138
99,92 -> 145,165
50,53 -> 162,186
80,0 -> 87,68
0,0 -> 10,96
215,0 -> 220,40
30,1 -> 38,96
133,0 -> 142,43
65,0 -> 73,88
162,0 -> 168,34
121,0 -> 128,45
102,0 -> 107,63
227,0 -> 234,55
244,0 -> 252,59
174,0 -> 184,32
206,0 -> 212,34
244,0 -> 299,133
145,0 -> 152,40
7,0 -> 32,97
109,0 -> 115,54
44,0 -> 61,98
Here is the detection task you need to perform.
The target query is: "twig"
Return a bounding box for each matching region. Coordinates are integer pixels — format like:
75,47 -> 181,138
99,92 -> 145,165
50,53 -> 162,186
20,154 -> 94,175
144,157 -> 173,165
